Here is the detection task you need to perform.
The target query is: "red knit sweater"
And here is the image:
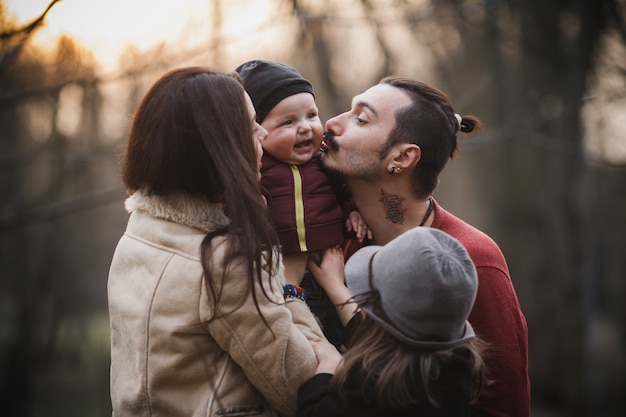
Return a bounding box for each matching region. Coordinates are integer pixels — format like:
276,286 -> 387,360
430,199 -> 530,417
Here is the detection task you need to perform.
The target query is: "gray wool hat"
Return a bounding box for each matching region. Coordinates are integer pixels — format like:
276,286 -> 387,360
235,60 -> 314,123
345,227 -> 478,350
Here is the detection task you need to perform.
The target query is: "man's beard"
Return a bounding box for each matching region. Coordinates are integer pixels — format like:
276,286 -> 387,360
319,152 -> 346,182
320,130 -> 383,181
320,131 -> 345,180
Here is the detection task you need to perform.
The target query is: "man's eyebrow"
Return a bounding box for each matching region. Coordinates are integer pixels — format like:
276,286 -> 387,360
353,100 -> 378,117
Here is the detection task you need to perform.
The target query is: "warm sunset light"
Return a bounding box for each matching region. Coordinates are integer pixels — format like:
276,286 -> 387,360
5,0 -> 286,72
6,0 -> 213,70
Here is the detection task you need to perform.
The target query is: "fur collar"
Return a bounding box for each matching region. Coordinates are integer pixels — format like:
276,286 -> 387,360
125,190 -> 229,233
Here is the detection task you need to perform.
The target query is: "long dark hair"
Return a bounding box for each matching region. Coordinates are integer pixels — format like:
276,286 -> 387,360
378,77 -> 482,198
122,67 -> 279,323
333,314 -> 486,409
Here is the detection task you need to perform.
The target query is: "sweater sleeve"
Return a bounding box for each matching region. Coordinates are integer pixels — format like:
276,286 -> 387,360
296,374 -> 341,417
469,265 -> 530,417
432,201 -> 530,417
203,243 -> 324,417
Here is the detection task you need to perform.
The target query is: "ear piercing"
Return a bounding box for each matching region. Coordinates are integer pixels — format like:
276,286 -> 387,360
389,165 -> 401,175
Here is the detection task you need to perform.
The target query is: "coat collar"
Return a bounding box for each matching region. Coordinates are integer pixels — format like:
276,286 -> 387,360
125,190 -> 230,234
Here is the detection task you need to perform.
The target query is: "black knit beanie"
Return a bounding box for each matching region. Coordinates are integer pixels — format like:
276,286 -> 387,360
235,60 -> 314,123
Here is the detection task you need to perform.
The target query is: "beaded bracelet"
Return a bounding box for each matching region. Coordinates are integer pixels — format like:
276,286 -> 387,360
283,284 -> 307,302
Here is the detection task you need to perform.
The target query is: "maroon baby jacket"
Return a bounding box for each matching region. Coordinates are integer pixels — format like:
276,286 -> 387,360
261,152 -> 346,254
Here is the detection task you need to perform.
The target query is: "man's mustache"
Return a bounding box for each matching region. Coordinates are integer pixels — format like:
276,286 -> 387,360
322,131 -> 339,151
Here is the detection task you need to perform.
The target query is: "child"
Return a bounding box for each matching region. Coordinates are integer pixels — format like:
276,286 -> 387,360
235,60 -> 370,285
235,60 -> 370,330
298,227 -> 487,416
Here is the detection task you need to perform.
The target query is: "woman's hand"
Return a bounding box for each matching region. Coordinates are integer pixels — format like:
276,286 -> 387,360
310,338 -> 342,375
307,247 -> 357,326
307,246 -> 345,295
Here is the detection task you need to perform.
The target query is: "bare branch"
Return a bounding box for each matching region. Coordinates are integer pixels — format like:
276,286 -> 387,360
0,0 -> 63,71
0,0 -> 63,40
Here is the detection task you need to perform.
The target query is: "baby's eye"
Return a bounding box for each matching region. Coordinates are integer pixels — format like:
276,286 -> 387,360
307,112 -> 318,119
354,117 -> 366,125
282,120 -> 293,126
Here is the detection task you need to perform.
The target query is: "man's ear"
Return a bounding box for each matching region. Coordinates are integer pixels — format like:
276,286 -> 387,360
392,143 -> 421,170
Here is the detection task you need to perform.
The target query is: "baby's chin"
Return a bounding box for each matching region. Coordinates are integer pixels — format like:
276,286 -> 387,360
289,149 -> 319,165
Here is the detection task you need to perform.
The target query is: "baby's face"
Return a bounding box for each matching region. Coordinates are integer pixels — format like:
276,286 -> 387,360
260,93 -> 324,165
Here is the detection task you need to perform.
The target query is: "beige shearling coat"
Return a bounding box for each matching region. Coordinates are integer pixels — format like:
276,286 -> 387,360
108,191 -> 323,417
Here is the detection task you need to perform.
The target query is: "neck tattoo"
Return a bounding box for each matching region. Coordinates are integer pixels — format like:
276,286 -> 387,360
379,189 -> 407,225
419,197 -> 434,226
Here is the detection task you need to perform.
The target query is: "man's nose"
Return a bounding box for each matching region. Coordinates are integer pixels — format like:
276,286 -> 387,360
325,115 -> 342,135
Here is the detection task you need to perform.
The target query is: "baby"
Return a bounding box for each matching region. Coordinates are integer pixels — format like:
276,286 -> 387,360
235,60 -> 370,287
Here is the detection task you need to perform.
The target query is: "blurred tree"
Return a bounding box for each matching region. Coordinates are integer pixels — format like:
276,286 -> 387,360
0,1 -> 114,415
0,0 -> 60,73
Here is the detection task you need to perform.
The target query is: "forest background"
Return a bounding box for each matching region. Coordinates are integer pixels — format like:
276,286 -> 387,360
1,0 -> 625,416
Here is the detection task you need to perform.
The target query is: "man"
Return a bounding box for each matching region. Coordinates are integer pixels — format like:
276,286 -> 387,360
319,77 -> 530,417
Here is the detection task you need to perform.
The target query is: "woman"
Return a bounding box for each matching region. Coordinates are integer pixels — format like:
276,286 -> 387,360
108,67 -> 323,417
298,227 -> 486,416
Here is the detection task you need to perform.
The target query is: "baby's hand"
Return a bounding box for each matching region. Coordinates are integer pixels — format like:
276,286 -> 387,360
310,338 -> 342,375
346,211 -> 372,243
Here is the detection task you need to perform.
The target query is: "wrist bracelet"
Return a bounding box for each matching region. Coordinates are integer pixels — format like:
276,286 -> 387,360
284,284 -> 306,302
